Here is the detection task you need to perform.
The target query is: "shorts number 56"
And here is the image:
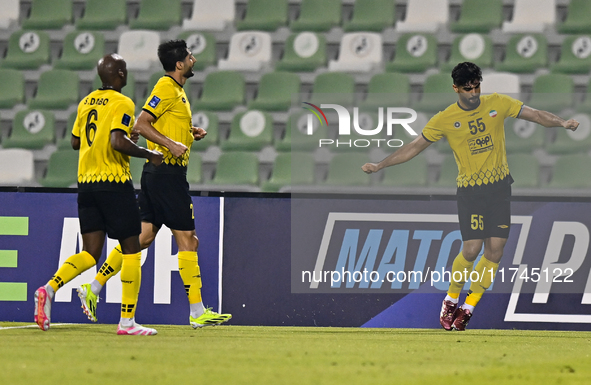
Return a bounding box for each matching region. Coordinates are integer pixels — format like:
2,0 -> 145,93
471,214 -> 483,230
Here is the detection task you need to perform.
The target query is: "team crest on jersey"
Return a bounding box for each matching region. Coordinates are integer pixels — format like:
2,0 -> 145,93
121,113 -> 131,127
454,121 -> 461,128
489,110 -> 498,118
148,95 -> 161,108
182,97 -> 186,103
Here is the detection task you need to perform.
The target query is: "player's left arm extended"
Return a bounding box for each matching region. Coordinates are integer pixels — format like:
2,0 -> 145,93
519,105 -> 579,131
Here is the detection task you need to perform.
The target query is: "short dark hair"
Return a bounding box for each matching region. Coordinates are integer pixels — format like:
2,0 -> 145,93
451,62 -> 483,87
158,40 -> 189,72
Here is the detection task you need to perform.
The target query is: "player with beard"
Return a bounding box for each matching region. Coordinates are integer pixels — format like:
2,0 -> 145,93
78,40 -> 232,328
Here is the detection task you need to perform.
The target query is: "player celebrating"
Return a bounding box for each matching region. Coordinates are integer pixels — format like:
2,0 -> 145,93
362,62 -> 579,331
78,40 -> 232,328
34,54 -> 163,335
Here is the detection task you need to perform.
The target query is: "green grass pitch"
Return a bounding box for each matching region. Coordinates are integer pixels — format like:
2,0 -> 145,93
1,323 -> 590,384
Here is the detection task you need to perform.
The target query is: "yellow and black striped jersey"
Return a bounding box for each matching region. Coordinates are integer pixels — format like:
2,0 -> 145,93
422,93 -> 523,188
72,88 -> 136,190
142,75 -> 193,168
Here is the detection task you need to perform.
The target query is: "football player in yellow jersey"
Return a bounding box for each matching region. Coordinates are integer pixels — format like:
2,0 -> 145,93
362,62 -> 579,331
79,40 -> 232,328
34,54 -> 163,335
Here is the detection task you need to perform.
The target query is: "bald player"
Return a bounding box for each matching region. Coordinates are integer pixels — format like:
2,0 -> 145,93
34,54 -> 163,335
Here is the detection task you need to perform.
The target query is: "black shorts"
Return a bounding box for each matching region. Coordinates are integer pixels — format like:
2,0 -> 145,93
77,187 -> 141,240
137,171 -> 195,231
457,180 -> 512,240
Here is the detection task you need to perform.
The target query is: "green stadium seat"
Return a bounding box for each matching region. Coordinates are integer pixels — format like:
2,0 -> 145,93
576,77 -> 591,113
39,149 -> 79,188
54,31 -> 105,70
495,34 -> 548,73
441,34 -> 494,72
210,151 -> 259,185
28,69 -> 79,110
309,72 -> 355,106
191,110 -> 219,149
551,35 -> 591,74
220,110 -> 273,151
129,0 -> 182,30
450,0 -> 503,33
3,109 -> 54,150
545,114 -> 591,154
386,33 -> 438,73
275,110 -> 329,152
56,111 -> 77,150
413,73 -> 457,113
431,155 -> 458,188
504,118 -> 545,154
343,0 -> 395,32
360,72 -> 410,110
0,69 -> 25,108
261,152 -> 315,192
547,153 -> 591,189
276,32 -> 327,72
92,72 -> 136,103
193,71 -> 245,111
557,0 -> 591,34
527,73 -> 575,114
324,153 -> 370,186
380,153 -> 429,187
186,151 -> 202,184
290,0 -> 341,32
177,31 -> 217,71
22,0 -> 72,29
249,72 -> 301,111
129,156 -> 146,187
76,0 -> 127,30
236,0 -> 288,31
1,30 -> 50,70
507,153 -> 540,188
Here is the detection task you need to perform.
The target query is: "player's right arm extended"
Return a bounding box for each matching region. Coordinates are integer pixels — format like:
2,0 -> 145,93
361,135 -> 431,174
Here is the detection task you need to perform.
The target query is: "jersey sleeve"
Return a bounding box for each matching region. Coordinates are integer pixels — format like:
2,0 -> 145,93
496,93 -> 523,119
71,102 -> 83,138
142,80 -> 175,119
110,98 -> 136,136
421,112 -> 444,142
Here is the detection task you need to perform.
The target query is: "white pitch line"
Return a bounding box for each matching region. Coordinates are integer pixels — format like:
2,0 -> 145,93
0,323 -> 81,330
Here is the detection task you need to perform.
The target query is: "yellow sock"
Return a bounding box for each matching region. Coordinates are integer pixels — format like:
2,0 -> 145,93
465,256 -> 499,307
447,252 -> 474,299
120,252 -> 141,319
48,251 -> 96,292
95,246 -> 123,286
178,251 -> 202,304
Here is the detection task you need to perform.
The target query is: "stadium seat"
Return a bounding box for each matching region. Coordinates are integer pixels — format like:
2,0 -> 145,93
308,72 -> 355,106
76,0 -> 126,30
324,153 -> 370,186
481,72 -> 520,95
557,0 -> 591,34
328,32 -> 383,72
192,71 -> 245,111
218,31 -> 272,71
236,0 -> 288,31
220,110 -> 273,151
507,153 -> 539,188
431,155 -> 458,187
504,118 -> 545,154
413,73 -> 457,113
182,0 -> 235,31
0,69 -> 25,108
261,152 -> 315,192
92,72 -> 136,103
54,31 -> 105,70
0,149 -> 35,185
380,153 -> 428,187
129,0 -> 182,30
502,0 -> 556,33
450,0 -> 502,33
386,33 -> 438,73
276,32 -> 327,72
1,30 -> 51,70
0,0 -> 20,29
576,77 -> 591,113
249,72 -> 301,111
360,72 -> 411,109
21,0 -> 72,29
275,110 -> 329,152
441,34 -> 493,72
186,151 -> 202,184
551,35 -> 591,74
395,0 -> 449,33
56,111 -> 77,150
3,109 -> 55,150
546,153 -> 591,189
331,112 -> 380,153
191,110 -> 219,149
129,156 -> 145,186
117,30 -> 161,71
545,113 -> 591,154
495,34 -> 548,73
28,70 -> 79,110
177,31 -> 217,71
527,73 -> 575,114
343,0 -> 395,32
39,149 -> 79,188
290,0 -> 341,32
210,151 -> 259,186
